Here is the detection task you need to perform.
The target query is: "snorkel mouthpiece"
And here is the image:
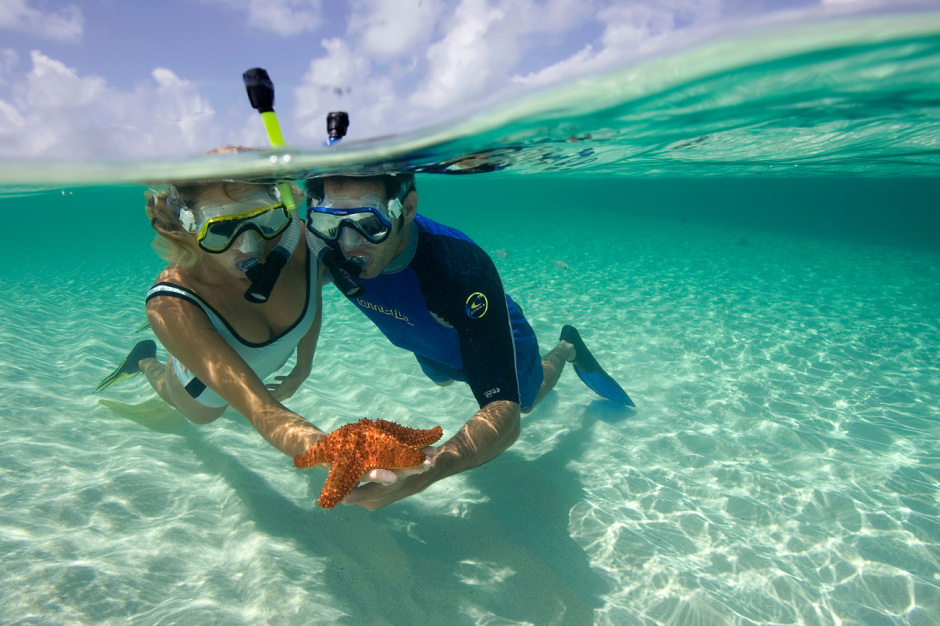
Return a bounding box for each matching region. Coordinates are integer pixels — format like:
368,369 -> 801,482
306,236 -> 365,298
238,219 -> 300,303
241,253 -> 285,303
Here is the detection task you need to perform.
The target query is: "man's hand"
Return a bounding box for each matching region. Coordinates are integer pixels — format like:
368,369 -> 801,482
342,447 -> 440,510
344,400 -> 521,510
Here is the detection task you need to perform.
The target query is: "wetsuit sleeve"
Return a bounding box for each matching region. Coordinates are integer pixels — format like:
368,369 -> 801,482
416,237 -> 520,408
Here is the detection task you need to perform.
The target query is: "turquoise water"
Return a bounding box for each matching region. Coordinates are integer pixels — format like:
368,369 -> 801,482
2,13 -> 940,625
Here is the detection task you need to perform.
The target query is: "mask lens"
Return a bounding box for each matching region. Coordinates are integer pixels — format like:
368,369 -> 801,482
306,206 -> 392,244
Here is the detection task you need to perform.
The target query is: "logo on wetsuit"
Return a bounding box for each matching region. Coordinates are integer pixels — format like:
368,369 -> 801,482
465,292 -> 488,319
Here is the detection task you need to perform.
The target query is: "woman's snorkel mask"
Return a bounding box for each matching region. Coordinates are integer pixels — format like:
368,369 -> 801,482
243,67 -> 365,299
168,183 -> 301,304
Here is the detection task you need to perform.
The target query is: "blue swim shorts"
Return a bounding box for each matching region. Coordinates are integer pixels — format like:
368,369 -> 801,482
414,313 -> 543,411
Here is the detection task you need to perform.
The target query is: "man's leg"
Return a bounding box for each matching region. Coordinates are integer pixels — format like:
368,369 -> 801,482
523,340 -> 575,413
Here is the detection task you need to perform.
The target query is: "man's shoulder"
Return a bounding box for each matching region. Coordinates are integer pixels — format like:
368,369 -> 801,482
412,215 -> 501,291
414,214 -> 485,259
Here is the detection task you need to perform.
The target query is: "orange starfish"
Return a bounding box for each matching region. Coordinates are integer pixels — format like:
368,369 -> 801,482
294,418 -> 444,509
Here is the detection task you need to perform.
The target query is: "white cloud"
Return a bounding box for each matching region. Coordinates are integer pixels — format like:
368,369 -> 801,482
513,0 -> 722,88
0,48 -> 19,86
196,0 -> 323,36
0,0 -> 83,42
249,0 -> 323,36
23,51 -> 106,109
294,37 -> 397,140
348,0 -> 444,58
0,51 -> 224,158
510,42 -> 596,89
143,68 -> 219,152
409,0 -> 508,108
409,0 -> 599,109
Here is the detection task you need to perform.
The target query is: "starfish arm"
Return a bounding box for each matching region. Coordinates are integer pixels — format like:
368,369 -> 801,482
363,437 -> 427,469
372,420 -> 444,448
319,454 -> 367,508
294,421 -> 365,468
294,441 -> 330,469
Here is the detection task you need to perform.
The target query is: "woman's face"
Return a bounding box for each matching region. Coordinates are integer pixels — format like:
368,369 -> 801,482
189,184 -> 279,277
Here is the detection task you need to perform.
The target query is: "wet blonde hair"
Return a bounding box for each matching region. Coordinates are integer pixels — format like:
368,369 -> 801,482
144,181 -> 302,267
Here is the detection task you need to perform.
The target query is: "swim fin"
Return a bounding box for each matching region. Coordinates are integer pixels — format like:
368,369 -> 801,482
560,325 -> 634,407
94,340 -> 157,393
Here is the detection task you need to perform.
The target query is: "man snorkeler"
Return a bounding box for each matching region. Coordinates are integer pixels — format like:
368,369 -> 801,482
304,173 -> 633,510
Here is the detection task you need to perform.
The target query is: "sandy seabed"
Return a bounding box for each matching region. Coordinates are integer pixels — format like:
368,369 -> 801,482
1,207 -> 939,625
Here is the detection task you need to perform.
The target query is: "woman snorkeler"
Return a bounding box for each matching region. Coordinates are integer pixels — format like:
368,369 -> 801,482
96,178 -> 327,458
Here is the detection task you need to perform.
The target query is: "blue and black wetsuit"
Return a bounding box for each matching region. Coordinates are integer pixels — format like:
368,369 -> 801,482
351,214 -> 543,410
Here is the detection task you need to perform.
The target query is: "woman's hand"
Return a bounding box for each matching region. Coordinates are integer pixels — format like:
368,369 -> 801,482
267,367 -> 309,401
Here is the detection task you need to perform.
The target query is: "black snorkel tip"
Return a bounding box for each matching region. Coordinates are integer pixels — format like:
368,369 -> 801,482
243,68 -> 276,114
326,111 -> 349,146
327,111 -> 349,140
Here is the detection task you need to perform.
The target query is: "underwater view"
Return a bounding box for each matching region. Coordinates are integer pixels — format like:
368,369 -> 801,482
2,9 -> 940,626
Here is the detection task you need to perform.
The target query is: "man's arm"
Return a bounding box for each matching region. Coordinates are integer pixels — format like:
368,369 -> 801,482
342,399 -> 520,510
342,228 -> 523,509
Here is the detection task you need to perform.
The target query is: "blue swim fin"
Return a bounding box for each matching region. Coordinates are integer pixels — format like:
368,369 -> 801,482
560,325 -> 634,407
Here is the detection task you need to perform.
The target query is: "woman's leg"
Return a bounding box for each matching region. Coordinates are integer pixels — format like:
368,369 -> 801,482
140,357 -> 226,424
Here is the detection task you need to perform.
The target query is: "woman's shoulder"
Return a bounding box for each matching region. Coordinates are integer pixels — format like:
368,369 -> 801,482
151,264 -> 190,291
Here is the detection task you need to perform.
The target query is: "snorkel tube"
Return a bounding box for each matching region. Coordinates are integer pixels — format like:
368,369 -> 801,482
311,109 -> 366,297
243,67 -> 364,299
237,67 -> 300,304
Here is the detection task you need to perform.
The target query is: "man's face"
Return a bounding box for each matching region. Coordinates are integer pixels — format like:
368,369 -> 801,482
320,178 -> 411,279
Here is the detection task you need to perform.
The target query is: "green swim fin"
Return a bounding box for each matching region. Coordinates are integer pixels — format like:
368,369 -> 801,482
94,340 -> 157,393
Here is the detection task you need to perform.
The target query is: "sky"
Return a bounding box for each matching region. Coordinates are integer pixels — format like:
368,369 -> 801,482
0,0 -> 903,160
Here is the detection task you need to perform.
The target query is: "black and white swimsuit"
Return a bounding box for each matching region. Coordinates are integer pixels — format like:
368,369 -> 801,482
146,252 -> 318,408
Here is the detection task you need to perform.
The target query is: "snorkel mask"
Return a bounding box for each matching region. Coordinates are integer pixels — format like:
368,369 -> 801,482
170,185 -> 291,253
304,176 -> 415,298
168,183 -> 301,304
306,180 -> 411,245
